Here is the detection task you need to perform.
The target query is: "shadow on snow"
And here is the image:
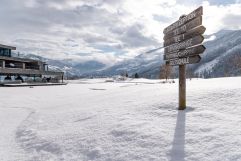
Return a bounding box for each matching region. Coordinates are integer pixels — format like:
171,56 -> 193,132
170,109 -> 186,161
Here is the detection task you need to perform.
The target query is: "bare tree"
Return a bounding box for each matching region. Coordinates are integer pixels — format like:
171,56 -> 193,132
224,66 -> 230,77
159,64 -> 172,81
120,71 -> 128,78
186,66 -> 195,80
233,54 -> 241,73
134,73 -> 139,78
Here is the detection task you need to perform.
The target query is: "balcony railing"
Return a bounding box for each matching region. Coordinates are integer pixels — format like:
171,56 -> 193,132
25,66 -> 40,70
5,64 -> 23,69
4,64 -> 40,70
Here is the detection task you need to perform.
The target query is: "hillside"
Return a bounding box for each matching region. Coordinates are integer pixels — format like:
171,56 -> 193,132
192,30 -> 241,77
88,51 -> 164,78
91,29 -> 241,78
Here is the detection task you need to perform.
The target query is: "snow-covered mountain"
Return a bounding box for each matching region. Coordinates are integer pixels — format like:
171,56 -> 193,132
11,53 -> 106,78
191,29 -> 241,78
90,29 -> 241,78
13,29 -> 241,78
86,51 -> 164,78
46,59 -> 105,77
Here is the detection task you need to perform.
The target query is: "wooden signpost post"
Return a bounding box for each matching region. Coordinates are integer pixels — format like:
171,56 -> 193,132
163,6 -> 206,110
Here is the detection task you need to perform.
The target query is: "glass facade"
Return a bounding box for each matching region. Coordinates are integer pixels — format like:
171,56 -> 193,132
0,47 -> 11,57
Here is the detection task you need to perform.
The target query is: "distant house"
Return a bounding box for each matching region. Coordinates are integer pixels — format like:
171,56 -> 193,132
0,44 -> 64,83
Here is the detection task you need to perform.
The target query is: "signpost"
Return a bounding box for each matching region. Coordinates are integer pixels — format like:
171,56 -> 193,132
163,6 -> 206,110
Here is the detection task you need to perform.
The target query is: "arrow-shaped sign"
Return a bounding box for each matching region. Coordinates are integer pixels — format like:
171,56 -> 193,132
164,45 -> 206,60
164,16 -> 202,40
164,25 -> 206,47
166,55 -> 201,66
164,35 -> 204,54
163,6 -> 203,34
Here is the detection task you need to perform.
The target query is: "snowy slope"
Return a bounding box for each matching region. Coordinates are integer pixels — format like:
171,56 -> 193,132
90,50 -> 164,78
191,30 -> 241,77
93,29 -> 241,78
13,29 -> 241,78
1,77 -> 241,161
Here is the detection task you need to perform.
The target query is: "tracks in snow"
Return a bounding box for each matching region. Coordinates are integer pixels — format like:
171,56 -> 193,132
14,107 -> 64,161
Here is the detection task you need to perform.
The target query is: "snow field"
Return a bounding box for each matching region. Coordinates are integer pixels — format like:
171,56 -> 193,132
0,77 -> 241,161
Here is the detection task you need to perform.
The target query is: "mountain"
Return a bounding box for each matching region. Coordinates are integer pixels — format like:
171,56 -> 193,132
89,29 -> 241,78
46,59 -> 105,77
191,30 -> 241,78
12,29 -> 241,79
85,51 -> 164,78
11,53 -> 106,78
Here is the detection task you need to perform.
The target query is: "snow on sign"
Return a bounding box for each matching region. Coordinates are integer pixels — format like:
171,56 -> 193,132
162,6 -> 206,110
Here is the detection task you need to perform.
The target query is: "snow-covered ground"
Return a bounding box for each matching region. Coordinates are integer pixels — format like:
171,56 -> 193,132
1,77 -> 241,161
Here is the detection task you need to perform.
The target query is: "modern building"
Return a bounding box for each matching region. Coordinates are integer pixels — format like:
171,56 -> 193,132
0,44 -> 64,83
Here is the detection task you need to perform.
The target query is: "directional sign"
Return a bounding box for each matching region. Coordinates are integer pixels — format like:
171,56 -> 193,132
164,16 -> 202,40
162,6 -> 205,110
164,35 -> 204,54
164,45 -> 205,60
164,25 -> 206,47
163,6 -> 203,34
166,55 -> 201,66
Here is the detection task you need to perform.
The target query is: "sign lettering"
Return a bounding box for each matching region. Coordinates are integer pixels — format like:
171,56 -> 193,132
166,55 -> 201,66
163,6 -> 203,34
164,35 -> 204,53
164,25 -> 206,47
164,45 -> 206,60
164,16 -> 202,40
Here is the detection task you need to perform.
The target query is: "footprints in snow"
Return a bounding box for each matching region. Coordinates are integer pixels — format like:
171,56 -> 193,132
15,111 -> 63,160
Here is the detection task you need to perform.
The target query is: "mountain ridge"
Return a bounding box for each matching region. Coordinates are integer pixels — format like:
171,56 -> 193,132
13,29 -> 241,79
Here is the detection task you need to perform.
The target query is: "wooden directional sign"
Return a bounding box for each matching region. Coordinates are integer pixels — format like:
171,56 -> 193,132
162,6 -> 205,110
164,45 -> 205,60
164,35 -> 204,54
163,6 -> 203,34
164,16 -> 202,40
164,25 -> 206,47
166,55 -> 201,66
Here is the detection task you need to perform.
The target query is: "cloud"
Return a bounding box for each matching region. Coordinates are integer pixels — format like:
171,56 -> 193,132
153,15 -> 171,23
119,23 -> 159,48
0,0 -> 241,65
202,1 -> 241,34
222,14 -> 241,30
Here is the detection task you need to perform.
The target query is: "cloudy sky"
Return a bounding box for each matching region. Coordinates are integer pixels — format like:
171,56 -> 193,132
1,0 -> 241,65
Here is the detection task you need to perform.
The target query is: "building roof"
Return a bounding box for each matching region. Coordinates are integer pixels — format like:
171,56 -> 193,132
0,67 -> 64,76
0,56 -> 43,63
0,44 -> 16,50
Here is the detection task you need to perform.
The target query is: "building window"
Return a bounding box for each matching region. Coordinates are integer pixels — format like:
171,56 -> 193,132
0,48 -> 11,57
